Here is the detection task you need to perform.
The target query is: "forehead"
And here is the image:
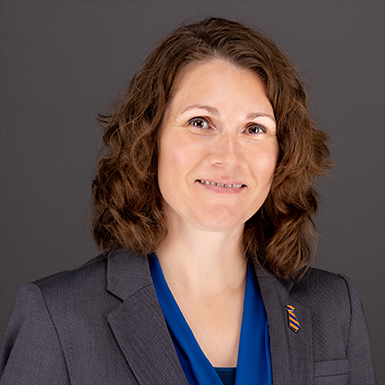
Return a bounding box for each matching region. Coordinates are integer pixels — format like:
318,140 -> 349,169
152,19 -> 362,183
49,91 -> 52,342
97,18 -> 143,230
167,59 -> 272,117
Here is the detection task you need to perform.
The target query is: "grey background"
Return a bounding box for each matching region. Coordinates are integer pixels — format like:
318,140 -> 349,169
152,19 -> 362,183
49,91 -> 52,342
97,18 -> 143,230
1,1 -> 383,383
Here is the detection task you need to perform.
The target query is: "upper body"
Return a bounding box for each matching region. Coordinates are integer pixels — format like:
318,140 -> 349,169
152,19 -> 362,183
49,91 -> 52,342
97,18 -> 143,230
0,249 -> 376,385
0,17 -> 377,385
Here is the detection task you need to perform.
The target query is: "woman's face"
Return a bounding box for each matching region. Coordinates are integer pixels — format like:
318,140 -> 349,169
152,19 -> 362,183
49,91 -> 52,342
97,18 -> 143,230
157,59 -> 279,233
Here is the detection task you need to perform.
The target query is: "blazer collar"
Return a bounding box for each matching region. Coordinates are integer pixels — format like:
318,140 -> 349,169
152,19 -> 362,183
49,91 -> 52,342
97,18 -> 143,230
253,261 -> 314,384
106,250 -> 189,385
106,249 -> 153,300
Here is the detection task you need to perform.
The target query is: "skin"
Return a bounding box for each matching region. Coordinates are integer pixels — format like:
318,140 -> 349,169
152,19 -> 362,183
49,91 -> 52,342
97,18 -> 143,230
156,59 -> 279,367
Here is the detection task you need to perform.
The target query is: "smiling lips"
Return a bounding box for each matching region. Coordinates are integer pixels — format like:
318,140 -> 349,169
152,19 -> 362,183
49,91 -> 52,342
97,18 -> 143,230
198,179 -> 244,188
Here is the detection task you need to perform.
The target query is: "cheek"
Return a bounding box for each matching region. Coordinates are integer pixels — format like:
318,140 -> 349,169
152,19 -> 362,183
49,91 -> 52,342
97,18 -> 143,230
159,133 -> 206,178
250,143 -> 279,182
158,134 -> 194,202
159,139 -> 188,179
266,152 -> 279,181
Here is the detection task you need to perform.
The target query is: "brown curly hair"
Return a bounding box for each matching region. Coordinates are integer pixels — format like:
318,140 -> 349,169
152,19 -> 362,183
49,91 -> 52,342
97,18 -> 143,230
92,17 -> 331,281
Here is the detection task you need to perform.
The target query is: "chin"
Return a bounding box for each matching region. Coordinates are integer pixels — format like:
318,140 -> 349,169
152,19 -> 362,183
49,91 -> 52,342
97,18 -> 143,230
192,212 -> 246,232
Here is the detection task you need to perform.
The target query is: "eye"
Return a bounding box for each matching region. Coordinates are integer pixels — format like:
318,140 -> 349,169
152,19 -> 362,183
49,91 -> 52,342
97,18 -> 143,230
188,117 -> 210,129
245,124 -> 267,134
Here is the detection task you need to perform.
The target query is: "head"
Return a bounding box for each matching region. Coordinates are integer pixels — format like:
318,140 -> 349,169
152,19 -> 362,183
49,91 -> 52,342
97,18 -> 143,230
92,17 -> 331,280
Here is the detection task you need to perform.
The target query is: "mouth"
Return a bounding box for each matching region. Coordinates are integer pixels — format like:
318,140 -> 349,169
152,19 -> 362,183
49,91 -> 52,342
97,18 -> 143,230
197,179 -> 245,189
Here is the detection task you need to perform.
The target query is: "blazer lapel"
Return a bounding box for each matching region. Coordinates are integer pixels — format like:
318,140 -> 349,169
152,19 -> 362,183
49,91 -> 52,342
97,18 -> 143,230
254,262 -> 313,385
104,250 -> 313,384
106,250 -> 188,385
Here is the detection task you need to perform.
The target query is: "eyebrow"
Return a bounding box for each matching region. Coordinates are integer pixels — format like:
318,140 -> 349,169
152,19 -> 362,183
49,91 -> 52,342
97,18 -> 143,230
181,104 -> 219,116
180,104 -> 276,122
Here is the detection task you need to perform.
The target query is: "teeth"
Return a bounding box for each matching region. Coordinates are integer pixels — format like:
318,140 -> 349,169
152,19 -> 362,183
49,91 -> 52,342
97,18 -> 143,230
200,180 -> 243,188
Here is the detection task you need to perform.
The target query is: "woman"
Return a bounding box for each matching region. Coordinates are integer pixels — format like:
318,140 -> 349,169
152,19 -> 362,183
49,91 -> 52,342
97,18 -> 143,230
0,17 -> 376,385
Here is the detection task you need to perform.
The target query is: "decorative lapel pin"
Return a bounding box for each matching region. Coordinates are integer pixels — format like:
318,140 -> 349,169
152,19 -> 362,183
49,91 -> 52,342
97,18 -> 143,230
285,305 -> 300,333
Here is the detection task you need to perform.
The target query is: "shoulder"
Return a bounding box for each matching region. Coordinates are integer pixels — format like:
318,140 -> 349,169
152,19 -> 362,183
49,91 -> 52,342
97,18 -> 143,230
289,268 -> 364,347
293,267 -> 354,294
6,253 -> 117,329
290,267 -> 358,312
33,252 -> 109,295
25,249 -> 152,315
0,256 -> 111,382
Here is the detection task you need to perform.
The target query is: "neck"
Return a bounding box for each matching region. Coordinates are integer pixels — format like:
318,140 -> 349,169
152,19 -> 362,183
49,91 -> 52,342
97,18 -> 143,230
155,219 -> 247,298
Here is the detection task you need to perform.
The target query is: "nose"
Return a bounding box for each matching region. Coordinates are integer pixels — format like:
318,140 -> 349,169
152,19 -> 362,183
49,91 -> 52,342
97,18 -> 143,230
209,132 -> 243,167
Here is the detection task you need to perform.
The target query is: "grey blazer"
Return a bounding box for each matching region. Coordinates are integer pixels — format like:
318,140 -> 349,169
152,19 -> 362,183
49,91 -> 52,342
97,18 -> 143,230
0,250 -> 376,385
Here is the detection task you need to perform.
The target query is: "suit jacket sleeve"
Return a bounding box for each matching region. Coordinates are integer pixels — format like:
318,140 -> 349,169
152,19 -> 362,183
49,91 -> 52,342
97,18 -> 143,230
339,274 -> 377,385
0,283 -> 70,385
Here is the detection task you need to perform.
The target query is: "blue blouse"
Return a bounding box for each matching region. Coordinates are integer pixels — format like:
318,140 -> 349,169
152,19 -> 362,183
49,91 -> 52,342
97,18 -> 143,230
215,367 -> 236,385
149,254 -> 272,385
